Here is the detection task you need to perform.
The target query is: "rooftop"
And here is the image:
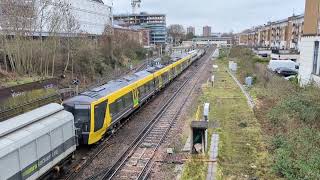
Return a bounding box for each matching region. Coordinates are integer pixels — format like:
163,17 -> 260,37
114,12 -> 166,17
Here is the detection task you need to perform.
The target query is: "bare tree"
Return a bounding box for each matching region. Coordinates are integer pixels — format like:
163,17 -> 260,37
167,24 -> 185,46
34,0 -> 51,76
0,0 -> 36,74
59,1 -> 80,78
47,2 -> 64,77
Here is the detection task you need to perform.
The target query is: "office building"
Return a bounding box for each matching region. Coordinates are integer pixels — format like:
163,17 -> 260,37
114,13 -> 167,45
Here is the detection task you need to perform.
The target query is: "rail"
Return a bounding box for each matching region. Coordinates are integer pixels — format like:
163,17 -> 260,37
98,48 -> 213,180
0,93 -> 61,122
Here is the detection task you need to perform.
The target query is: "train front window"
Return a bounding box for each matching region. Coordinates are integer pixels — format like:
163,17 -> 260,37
74,105 -> 91,132
74,109 -> 90,122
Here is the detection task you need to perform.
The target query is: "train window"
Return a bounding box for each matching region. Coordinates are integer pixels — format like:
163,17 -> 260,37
138,86 -> 145,97
109,103 -> 117,118
148,82 -> 153,91
123,92 -> 133,107
155,78 -> 159,88
94,100 -> 107,132
110,92 -> 133,120
117,98 -> 123,109
74,108 -> 90,123
162,72 -> 169,83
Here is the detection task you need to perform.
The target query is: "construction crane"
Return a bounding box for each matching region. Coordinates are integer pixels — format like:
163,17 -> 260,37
131,0 -> 141,14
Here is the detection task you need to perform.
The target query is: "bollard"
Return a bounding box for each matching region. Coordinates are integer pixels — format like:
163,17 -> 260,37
211,76 -> 215,87
204,103 -> 210,121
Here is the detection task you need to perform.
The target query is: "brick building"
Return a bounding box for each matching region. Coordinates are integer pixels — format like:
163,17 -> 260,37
113,25 -> 150,47
187,26 -> 196,35
203,26 -> 212,37
238,14 -> 304,51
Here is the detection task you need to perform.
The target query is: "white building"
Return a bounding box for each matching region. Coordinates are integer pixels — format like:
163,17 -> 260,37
299,36 -> 320,86
0,0 -> 113,36
298,0 -> 320,86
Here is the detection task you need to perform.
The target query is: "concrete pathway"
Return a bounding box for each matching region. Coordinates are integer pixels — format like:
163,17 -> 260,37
227,70 -> 255,109
206,134 -> 219,180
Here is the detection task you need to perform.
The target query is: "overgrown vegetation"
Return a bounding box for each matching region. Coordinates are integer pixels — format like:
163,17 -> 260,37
230,46 -> 320,179
0,0 -> 149,89
0,88 -> 58,111
210,59 -> 274,179
181,156 -> 208,180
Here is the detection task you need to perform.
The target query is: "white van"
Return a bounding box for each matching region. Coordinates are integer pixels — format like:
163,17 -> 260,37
267,60 -> 299,72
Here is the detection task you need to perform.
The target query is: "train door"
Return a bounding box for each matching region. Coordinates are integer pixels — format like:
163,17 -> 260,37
158,76 -> 163,89
133,88 -> 139,107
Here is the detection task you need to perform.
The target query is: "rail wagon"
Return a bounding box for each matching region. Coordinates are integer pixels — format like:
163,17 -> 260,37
0,103 -> 76,180
63,51 -> 202,145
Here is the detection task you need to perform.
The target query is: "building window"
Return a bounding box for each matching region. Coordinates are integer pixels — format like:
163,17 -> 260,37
313,41 -> 319,75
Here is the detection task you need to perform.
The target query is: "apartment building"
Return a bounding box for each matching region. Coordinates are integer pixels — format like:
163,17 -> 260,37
258,24 -> 271,47
238,14 -> 304,51
203,26 -> 212,37
299,0 -> 320,86
289,14 -> 304,50
114,13 -> 167,45
187,26 -> 196,35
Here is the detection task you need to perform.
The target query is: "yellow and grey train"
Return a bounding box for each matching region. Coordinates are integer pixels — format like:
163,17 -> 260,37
63,49 -> 205,145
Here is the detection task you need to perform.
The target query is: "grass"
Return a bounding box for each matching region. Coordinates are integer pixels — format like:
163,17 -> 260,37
181,156 -> 208,180
210,59 -> 275,179
181,55 -> 275,180
228,46 -> 320,179
0,88 -> 58,111
0,76 -> 44,88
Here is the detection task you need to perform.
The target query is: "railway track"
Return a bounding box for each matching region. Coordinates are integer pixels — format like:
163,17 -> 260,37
0,94 -> 61,122
59,48 -> 213,180
91,48 -> 214,180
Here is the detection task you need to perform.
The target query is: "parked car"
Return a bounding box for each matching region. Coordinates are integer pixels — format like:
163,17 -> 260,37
275,67 -> 298,77
268,60 -> 299,72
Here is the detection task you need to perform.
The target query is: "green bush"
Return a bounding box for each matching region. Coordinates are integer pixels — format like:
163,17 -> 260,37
268,90 -> 320,126
271,134 -> 287,150
272,128 -> 320,179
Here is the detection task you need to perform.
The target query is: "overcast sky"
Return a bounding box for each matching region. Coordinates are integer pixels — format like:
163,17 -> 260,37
110,0 -> 305,34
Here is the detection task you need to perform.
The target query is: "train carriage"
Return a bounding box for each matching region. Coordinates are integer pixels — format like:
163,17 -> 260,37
63,50 -> 200,145
0,104 -> 76,180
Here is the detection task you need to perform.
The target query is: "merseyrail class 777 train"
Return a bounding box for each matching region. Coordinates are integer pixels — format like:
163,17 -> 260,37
63,49 -> 205,145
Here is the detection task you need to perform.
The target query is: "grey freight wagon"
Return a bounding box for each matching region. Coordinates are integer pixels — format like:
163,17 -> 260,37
0,103 -> 76,180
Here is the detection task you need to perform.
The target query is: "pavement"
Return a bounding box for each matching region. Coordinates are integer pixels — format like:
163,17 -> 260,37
206,134 -> 220,180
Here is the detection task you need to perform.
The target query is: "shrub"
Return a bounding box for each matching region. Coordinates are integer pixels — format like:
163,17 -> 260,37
272,128 -> 320,179
271,134 -> 287,150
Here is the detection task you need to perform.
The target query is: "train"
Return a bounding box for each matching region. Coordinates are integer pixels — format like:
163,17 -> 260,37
0,49 -> 205,180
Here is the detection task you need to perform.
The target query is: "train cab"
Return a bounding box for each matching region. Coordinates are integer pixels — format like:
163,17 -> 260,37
63,96 -> 92,145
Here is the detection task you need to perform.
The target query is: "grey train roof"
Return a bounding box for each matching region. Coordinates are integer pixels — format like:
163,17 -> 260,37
0,103 -> 73,157
64,70 -> 153,106
64,51 -> 196,107
0,103 -> 64,137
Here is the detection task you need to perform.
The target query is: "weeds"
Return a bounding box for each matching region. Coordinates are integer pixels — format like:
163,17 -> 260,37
231,46 -> 320,179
